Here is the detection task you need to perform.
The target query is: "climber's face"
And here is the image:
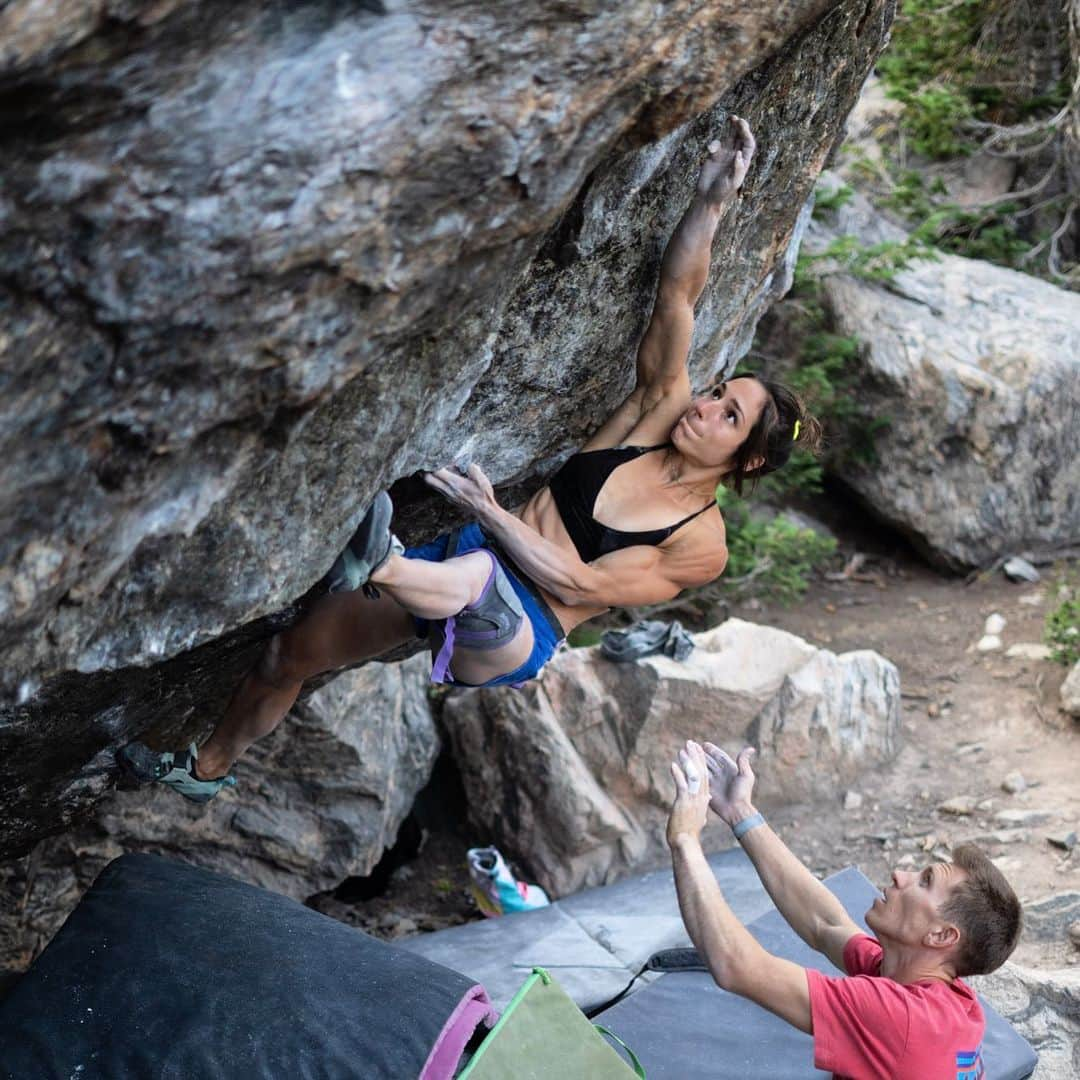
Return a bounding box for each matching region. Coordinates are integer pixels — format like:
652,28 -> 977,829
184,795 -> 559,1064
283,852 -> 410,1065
671,378 -> 769,472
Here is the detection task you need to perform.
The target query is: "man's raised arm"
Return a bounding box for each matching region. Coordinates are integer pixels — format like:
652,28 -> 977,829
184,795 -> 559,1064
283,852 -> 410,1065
667,742 -> 813,1032
703,743 -> 863,970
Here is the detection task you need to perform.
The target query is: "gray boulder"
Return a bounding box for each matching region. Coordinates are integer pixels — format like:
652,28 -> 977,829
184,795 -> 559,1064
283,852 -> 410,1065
809,185 -> 1080,570
0,0 -> 894,854
1062,662 -> 1080,718
443,618 -> 901,896
0,654 -> 438,966
969,964 -> 1080,1080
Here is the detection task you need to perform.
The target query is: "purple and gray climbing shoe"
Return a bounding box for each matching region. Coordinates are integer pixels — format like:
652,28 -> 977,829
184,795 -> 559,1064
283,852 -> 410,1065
325,490 -> 404,594
117,741 -> 236,804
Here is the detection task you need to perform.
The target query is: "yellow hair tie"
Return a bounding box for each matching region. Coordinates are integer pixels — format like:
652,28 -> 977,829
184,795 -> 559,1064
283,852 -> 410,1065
792,419 -> 801,442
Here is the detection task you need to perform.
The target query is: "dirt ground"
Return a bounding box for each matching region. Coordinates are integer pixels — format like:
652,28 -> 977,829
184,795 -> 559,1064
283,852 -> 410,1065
328,505 -> 1080,971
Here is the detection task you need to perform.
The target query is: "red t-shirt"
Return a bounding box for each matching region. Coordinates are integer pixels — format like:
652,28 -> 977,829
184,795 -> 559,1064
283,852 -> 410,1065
806,933 -> 985,1080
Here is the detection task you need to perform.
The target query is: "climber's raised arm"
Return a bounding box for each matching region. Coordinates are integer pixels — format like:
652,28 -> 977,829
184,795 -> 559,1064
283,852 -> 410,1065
584,116 -> 756,452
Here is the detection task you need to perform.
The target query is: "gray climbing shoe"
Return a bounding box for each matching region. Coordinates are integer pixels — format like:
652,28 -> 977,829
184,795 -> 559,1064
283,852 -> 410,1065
117,740 -> 236,804
326,490 -> 404,594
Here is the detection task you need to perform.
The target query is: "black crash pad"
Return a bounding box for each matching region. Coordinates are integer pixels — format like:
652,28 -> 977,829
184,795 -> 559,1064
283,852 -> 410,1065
0,853 -> 493,1080
594,867 -> 1037,1079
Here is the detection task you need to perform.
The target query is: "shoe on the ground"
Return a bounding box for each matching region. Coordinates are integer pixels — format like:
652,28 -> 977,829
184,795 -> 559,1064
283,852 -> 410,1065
117,741 -> 237,804
325,490 -> 404,594
467,846 -> 550,917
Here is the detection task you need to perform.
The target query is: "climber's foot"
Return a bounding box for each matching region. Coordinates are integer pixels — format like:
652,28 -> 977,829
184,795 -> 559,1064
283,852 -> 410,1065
325,491 -> 404,594
117,741 -> 236,804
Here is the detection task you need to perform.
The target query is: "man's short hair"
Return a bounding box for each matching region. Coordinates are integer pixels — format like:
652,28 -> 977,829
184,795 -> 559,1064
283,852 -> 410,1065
941,844 -> 1022,976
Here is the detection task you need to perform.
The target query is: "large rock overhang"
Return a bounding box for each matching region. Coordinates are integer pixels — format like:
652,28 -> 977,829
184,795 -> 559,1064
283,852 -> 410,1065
0,0 -> 895,854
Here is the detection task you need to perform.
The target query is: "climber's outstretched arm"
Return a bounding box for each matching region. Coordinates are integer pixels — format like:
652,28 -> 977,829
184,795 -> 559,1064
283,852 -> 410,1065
584,116 -> 756,452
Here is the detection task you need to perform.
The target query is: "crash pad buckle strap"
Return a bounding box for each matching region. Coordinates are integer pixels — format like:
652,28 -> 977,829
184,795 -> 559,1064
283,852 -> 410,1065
593,1024 -> 647,1078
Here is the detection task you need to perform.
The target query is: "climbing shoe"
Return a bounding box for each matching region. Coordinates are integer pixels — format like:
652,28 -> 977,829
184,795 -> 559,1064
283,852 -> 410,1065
325,490 -> 404,594
117,741 -> 237,804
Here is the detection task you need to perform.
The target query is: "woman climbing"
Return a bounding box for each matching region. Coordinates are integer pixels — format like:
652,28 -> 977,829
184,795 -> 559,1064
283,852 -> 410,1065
121,115 -> 822,801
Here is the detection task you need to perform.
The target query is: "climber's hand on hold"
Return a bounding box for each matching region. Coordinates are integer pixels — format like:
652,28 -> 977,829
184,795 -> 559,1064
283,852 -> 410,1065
424,462 -> 499,517
696,115 -> 756,208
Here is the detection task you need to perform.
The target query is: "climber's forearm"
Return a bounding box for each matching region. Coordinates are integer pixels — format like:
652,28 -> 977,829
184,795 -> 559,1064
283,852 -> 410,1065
658,194 -> 726,307
635,194 -> 726,390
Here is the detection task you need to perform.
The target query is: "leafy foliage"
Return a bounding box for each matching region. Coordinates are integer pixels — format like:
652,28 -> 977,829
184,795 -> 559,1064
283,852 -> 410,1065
566,625 -> 605,649
1045,579 -> 1080,666
715,489 -> 838,605
876,0 -> 1069,160
812,182 -> 855,216
879,168 -> 1044,268
866,0 -> 1077,283
799,234 -> 939,285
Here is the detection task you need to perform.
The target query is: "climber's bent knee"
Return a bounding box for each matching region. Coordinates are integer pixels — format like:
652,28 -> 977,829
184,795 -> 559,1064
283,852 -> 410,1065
402,525 -> 566,689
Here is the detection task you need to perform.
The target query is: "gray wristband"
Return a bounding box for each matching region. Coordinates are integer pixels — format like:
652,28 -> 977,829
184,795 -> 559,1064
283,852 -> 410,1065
732,812 -> 765,840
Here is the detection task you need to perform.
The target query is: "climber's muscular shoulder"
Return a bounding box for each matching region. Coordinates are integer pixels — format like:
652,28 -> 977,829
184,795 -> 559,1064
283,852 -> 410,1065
657,501 -> 728,586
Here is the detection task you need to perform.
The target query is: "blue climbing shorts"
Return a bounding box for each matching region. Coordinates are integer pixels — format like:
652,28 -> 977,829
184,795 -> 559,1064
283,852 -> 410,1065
405,523 -> 565,688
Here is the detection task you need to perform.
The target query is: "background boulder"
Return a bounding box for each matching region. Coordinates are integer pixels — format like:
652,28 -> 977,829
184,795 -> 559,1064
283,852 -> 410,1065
808,185 -> 1080,571
442,619 -> 901,896
1062,662 -> 1080,718
0,0 -> 895,855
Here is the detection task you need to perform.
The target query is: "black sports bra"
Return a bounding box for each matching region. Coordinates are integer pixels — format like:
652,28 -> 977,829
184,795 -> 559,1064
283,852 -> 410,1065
547,443 -> 716,564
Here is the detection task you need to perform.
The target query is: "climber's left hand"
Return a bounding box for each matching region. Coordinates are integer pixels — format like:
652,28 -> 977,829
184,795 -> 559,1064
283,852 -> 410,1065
425,461 -> 499,515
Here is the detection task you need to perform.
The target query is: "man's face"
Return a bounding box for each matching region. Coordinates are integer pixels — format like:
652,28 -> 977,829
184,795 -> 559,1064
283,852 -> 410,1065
865,861 -> 966,947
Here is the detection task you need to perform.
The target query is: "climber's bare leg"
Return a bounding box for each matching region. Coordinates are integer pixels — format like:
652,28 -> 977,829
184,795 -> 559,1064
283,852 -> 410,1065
195,588 -> 415,778
373,551 -> 534,686
196,551 -> 531,777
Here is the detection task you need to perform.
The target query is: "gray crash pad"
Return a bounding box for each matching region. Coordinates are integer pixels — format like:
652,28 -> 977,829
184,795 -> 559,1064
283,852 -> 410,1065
594,867 -> 1038,1079
403,847 -> 771,1011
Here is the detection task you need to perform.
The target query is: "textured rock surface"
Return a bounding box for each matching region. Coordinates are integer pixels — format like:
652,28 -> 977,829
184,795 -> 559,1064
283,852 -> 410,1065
969,963 -> 1080,1080
1062,662 -> 1080,718
807,184 -> 1080,571
0,0 -> 894,854
0,654 -> 437,968
442,619 -> 901,896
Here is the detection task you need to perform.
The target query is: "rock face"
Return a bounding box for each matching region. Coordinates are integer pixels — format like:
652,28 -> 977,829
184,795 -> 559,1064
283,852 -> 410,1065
443,619 -> 901,896
0,654 -> 438,966
1062,662 -> 1080,718
808,185 -> 1080,571
969,963 -> 1080,1080
0,0 -> 894,854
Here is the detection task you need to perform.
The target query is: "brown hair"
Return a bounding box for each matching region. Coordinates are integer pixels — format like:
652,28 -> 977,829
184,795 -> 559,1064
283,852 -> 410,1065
723,374 -> 823,495
941,844 -> 1022,976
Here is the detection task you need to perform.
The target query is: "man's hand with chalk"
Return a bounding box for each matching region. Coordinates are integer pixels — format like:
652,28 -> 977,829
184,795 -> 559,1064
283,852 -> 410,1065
666,739 -> 712,848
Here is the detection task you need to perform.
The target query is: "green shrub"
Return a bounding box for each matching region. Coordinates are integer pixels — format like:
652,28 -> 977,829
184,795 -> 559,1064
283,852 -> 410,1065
812,181 -> 855,217
877,0 -> 986,160
716,490 -> 838,605
868,0 -> 1075,282
801,234 -> 939,284
1045,583 -> 1080,666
